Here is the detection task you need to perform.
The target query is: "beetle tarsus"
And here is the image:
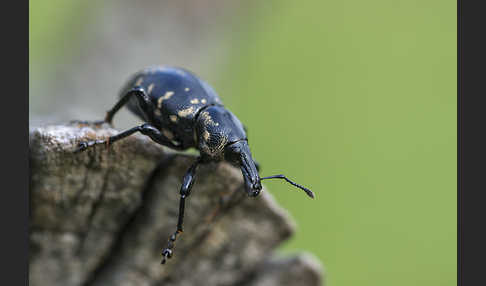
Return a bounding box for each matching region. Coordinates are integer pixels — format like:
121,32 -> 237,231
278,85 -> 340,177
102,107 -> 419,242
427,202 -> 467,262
161,248 -> 173,264
74,142 -> 88,153
160,232 -> 177,264
74,139 -> 106,153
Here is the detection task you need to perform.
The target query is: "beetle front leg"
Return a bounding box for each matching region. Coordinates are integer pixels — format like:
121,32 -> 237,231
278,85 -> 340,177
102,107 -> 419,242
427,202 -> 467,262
161,157 -> 201,264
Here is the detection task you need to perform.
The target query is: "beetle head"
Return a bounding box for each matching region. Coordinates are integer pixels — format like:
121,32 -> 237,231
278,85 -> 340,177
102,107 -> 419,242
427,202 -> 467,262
195,106 -> 261,196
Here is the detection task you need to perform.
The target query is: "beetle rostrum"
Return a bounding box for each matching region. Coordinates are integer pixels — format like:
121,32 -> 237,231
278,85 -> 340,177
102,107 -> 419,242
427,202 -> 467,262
74,66 -> 314,264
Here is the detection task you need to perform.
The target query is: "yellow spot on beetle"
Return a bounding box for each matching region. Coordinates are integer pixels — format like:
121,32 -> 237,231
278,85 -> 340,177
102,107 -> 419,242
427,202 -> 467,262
154,109 -> 162,116
147,83 -> 155,94
185,87 -> 190,92
169,115 -> 178,122
200,111 -> 219,126
157,91 -> 175,108
203,130 -> 210,141
190,98 -> 199,104
178,106 -> 195,117
201,99 -> 207,104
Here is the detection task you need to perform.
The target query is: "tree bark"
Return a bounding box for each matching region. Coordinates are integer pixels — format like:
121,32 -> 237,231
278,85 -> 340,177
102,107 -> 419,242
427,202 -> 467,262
29,124 -> 323,286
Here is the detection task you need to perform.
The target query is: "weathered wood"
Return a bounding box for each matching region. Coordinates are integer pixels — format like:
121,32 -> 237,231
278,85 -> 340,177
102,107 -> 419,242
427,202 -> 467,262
29,124 -> 323,286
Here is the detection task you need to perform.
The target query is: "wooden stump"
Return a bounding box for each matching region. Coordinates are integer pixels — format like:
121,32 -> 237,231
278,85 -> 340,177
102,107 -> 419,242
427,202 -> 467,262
29,124 -> 323,286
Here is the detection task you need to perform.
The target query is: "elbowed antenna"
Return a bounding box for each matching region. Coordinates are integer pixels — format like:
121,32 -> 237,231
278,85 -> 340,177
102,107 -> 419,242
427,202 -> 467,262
260,175 -> 314,199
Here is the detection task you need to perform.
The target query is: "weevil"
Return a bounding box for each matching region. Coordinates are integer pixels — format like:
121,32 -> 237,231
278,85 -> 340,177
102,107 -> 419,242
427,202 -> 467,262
74,66 -> 314,264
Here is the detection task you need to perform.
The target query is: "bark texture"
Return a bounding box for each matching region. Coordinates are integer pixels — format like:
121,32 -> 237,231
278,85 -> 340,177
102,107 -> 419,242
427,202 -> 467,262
29,124 -> 324,286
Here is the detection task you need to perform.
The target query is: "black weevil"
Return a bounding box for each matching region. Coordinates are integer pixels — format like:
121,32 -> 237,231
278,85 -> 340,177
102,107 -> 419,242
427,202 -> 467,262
74,66 -> 314,264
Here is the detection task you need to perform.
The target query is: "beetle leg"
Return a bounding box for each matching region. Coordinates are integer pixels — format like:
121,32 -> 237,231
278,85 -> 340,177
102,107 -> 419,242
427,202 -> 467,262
74,125 -> 140,153
74,123 -> 183,153
104,86 -> 154,125
161,157 -> 201,264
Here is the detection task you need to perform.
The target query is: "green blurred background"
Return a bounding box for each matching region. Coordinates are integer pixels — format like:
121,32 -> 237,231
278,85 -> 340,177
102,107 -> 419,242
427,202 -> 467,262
30,1 -> 456,285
